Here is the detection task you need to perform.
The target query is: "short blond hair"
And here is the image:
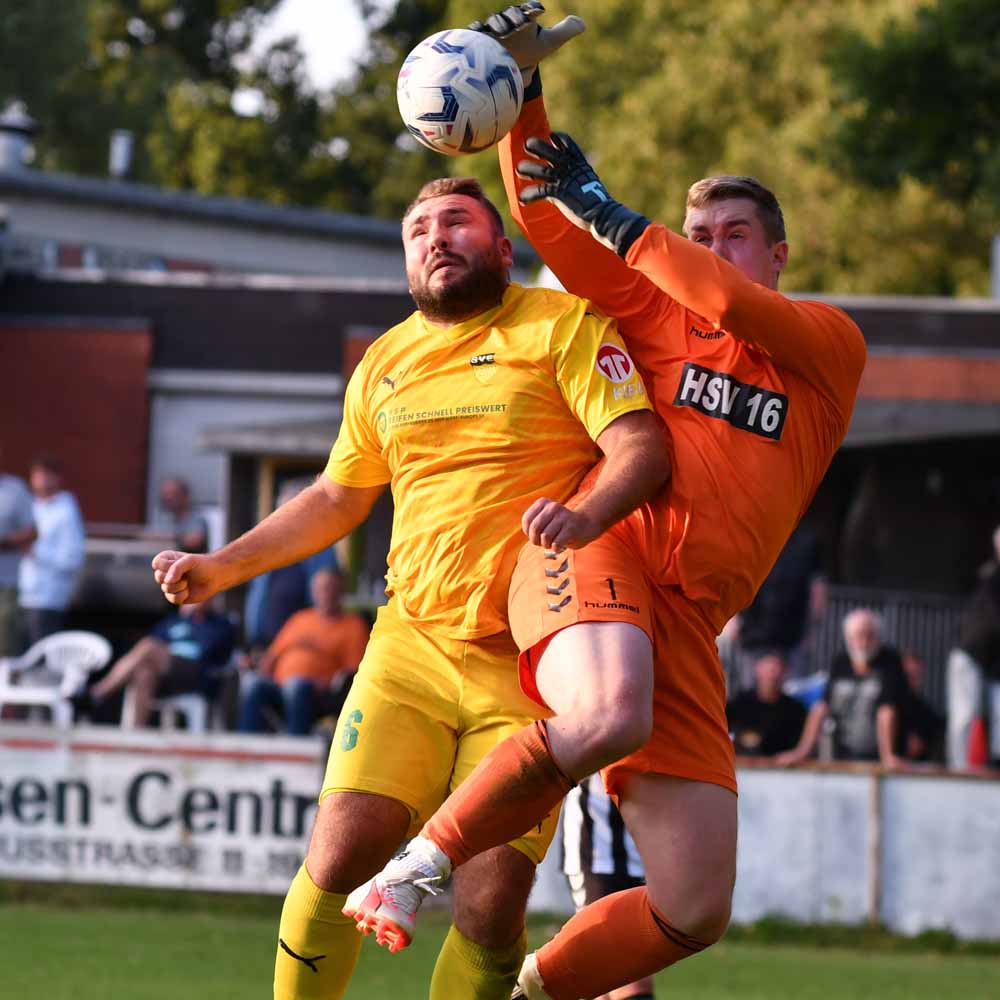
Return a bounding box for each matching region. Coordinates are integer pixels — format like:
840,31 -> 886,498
403,177 -> 506,235
686,175 -> 786,245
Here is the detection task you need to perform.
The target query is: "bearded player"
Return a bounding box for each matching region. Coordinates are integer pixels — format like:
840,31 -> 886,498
349,6 -> 866,1000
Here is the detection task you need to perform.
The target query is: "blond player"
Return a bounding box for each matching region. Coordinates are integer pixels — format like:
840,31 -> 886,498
152,176 -> 668,1000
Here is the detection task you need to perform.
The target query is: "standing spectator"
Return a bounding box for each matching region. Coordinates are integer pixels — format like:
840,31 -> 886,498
777,608 -> 907,768
726,651 -> 807,757
79,600 -> 235,727
238,569 -> 369,736
946,526 -> 1000,768
18,456 -> 86,646
154,477 -> 208,553
732,523 -> 826,684
899,651 -> 945,764
0,448 -> 36,655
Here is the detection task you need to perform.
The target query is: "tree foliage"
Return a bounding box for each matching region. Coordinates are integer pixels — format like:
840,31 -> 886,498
445,0 -> 994,295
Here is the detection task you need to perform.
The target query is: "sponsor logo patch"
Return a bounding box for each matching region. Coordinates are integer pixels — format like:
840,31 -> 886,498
470,352 -> 497,384
673,362 -> 788,440
595,343 -> 636,384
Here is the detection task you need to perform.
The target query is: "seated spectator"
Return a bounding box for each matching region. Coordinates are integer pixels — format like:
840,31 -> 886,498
727,651 -> 807,757
243,480 -> 337,651
0,447 -> 36,656
78,600 -> 235,726
238,569 -> 369,736
899,650 -> 945,764
776,608 -> 907,768
18,455 -> 86,647
154,477 -> 208,553
946,526 -> 1000,768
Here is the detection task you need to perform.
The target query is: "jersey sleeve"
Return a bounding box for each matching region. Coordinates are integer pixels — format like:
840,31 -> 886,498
324,360 -> 392,488
625,224 -> 868,418
499,95 -> 678,349
549,304 -> 652,441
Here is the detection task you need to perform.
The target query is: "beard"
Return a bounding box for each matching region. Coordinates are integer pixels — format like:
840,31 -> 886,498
409,249 -> 508,324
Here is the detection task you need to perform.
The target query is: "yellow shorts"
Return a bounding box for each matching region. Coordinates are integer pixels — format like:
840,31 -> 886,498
320,599 -> 558,865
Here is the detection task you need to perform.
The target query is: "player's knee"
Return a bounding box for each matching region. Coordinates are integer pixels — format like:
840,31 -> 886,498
580,700 -> 652,767
651,883 -> 732,947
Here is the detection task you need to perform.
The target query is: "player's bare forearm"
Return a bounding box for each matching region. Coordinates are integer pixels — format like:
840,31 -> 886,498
153,477 -> 384,604
574,411 -> 670,538
211,478 -> 382,588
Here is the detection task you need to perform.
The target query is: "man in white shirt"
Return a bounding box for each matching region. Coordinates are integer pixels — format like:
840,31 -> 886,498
18,456 -> 86,647
0,447 -> 36,655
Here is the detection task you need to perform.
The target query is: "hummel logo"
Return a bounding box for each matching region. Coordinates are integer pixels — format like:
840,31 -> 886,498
279,938 -> 326,973
382,375 -> 396,389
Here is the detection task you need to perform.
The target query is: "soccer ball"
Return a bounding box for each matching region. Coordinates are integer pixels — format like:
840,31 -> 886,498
397,28 -> 524,157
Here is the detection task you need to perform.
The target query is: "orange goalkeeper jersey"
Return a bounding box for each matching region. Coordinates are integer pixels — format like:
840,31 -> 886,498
500,97 -> 866,629
325,283 -> 650,638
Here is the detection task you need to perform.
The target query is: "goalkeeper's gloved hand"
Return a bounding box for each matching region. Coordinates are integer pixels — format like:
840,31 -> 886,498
517,132 -> 651,258
469,2 -> 585,92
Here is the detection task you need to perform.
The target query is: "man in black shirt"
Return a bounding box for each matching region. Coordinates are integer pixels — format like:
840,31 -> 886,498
777,608 -> 906,767
727,652 -> 806,757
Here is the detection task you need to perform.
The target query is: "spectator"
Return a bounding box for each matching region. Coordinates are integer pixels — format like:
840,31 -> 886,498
776,608 -> 907,768
899,650 -> 945,764
18,455 -> 86,646
78,600 -> 235,726
731,523 -> 827,685
243,479 -> 337,650
726,651 -> 807,757
946,525 -> 1000,768
154,477 -> 208,553
0,448 -> 36,655
238,569 -> 369,736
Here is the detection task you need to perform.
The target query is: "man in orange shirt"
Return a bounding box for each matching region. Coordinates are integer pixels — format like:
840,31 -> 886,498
150,173 -> 668,1000
238,569 -> 369,736
353,7 -> 867,999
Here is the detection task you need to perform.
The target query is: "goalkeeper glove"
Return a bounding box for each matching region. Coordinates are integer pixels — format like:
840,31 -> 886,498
518,132 -> 651,258
469,2 -> 585,92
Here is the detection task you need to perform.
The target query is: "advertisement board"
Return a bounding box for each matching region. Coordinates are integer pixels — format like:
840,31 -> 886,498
0,724 -> 327,894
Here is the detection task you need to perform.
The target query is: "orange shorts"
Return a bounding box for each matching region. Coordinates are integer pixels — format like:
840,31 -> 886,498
508,524 -> 736,797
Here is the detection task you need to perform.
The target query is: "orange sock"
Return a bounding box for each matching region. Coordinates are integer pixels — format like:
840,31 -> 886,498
535,888 -> 708,1000
423,720 -> 573,868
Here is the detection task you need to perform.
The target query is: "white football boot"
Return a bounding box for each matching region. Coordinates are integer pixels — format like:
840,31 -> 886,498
342,835 -> 451,953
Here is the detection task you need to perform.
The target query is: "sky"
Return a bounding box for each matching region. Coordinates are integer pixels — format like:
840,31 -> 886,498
251,0 -> 394,91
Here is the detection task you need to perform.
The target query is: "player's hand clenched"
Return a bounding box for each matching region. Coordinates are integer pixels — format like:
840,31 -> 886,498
151,550 -> 225,606
522,497 -> 601,551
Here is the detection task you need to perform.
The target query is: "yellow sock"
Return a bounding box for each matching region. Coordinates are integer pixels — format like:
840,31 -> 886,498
430,924 -> 528,1000
273,864 -> 362,1000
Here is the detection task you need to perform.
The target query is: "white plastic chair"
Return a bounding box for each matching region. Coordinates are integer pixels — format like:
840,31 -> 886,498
120,687 -> 209,732
0,631 -> 113,726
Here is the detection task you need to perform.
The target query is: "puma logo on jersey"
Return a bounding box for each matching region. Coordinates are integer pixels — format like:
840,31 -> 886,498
381,375 -> 396,390
674,362 -> 788,441
470,353 -> 495,366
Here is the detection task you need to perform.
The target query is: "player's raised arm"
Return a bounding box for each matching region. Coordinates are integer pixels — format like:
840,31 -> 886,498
520,130 -> 867,413
471,5 -> 672,339
152,477 -> 384,605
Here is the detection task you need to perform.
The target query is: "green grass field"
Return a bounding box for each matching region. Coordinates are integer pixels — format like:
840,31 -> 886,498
2,890 -> 998,1000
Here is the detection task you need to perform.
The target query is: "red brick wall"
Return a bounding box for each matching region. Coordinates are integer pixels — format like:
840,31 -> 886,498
0,321 -> 152,523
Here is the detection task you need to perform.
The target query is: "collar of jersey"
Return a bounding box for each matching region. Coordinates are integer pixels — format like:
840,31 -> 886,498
420,283 -> 523,342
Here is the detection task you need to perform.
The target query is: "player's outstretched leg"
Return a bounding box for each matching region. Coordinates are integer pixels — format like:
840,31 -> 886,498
342,835 -> 452,952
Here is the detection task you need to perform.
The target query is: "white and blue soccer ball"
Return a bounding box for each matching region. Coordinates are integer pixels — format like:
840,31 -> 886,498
397,28 -> 524,157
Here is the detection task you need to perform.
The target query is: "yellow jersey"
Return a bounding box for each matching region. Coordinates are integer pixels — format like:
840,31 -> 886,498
325,282 -> 650,637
